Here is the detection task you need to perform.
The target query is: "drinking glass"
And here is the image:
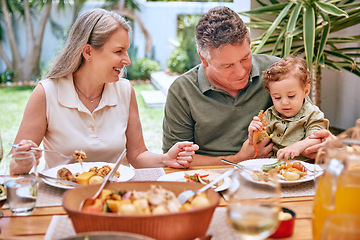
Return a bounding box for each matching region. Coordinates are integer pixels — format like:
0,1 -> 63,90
0,131 -> 3,162
226,168 -> 281,240
320,213 -> 360,240
5,151 -> 38,216
0,132 -> 5,218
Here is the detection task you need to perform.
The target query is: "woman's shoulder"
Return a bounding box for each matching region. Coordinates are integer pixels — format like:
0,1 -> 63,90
112,78 -> 131,91
107,78 -> 132,102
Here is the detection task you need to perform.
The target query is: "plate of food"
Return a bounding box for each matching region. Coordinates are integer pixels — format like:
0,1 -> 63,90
238,159 -> 323,186
40,162 -> 135,189
157,169 -> 231,192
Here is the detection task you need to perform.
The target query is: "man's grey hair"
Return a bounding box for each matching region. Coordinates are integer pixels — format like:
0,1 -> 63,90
195,6 -> 250,61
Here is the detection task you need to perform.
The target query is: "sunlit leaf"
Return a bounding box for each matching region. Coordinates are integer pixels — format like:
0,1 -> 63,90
253,2 -> 293,54
240,3 -> 288,15
272,28 -> 286,55
316,1 -> 348,17
303,5 -> 315,71
284,2 -> 302,56
315,12 -> 330,65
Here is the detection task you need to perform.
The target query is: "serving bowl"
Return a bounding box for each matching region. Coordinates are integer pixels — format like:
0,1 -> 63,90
63,181 -> 220,240
59,231 -> 155,240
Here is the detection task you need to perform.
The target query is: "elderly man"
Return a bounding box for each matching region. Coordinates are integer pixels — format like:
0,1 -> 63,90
163,6 -> 330,166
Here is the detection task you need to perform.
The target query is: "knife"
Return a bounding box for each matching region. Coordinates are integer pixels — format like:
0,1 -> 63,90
38,172 -> 80,187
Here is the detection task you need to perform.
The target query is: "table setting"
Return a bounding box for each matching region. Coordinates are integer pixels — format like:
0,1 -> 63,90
4,129 -> 360,240
0,158 -> 320,240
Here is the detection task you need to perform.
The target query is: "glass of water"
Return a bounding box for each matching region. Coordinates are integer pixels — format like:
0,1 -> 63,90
5,151 -> 38,216
226,168 -> 281,240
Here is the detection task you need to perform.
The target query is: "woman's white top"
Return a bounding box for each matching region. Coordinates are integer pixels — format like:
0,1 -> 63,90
40,74 -> 131,169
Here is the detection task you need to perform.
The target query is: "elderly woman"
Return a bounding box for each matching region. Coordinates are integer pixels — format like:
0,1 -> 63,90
10,9 -> 198,174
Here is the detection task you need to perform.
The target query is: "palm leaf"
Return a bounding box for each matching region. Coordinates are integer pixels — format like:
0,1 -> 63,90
316,1 -> 348,17
327,35 -> 360,43
253,2 -> 293,54
324,50 -> 357,65
303,5 -> 315,70
272,27 -> 286,55
240,3 -> 288,15
315,12 -> 330,65
284,2 -> 302,56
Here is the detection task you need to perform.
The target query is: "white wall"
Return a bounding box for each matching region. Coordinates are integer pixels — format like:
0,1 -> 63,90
321,23 -> 360,130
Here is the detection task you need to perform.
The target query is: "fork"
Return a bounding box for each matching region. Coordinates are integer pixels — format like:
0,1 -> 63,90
177,169 -> 234,205
221,158 -> 266,175
221,158 -> 271,182
80,149 -> 127,210
9,143 -> 73,160
302,163 -> 323,175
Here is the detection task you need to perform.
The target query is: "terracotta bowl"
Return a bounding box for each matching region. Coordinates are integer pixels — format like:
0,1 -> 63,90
63,181 -> 220,240
59,231 -> 155,240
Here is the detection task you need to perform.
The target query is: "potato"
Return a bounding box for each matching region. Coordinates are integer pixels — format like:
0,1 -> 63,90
89,176 -> 104,185
179,203 -> 192,211
133,199 -> 151,215
283,171 -> 300,181
191,195 -> 210,208
107,199 -> 132,214
279,211 -> 293,221
119,203 -> 138,215
100,189 -> 113,201
76,172 -> 96,185
152,205 -> 169,215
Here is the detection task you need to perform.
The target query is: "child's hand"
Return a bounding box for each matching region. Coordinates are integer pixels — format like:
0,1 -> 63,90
248,116 -> 266,144
277,146 -> 301,161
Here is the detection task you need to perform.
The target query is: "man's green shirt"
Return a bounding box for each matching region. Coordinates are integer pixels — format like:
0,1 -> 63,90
162,54 -> 280,156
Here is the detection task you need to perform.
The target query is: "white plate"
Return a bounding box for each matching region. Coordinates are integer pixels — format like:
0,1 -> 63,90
40,162 -> 135,189
157,170 -> 231,192
238,159 -> 323,186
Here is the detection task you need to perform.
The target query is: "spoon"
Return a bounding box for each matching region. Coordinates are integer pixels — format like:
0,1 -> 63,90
80,149 -> 127,210
177,169 -> 234,205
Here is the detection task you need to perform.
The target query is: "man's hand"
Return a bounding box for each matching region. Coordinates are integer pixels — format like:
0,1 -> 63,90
303,129 -> 335,159
226,139 -> 273,163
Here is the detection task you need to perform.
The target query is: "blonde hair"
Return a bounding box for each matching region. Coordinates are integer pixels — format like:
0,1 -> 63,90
263,56 -> 311,92
46,9 -> 131,79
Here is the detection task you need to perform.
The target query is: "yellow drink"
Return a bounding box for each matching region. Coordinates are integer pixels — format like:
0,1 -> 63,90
313,172 -> 360,240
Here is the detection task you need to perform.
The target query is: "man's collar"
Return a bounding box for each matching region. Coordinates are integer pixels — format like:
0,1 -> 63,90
197,64 -> 214,93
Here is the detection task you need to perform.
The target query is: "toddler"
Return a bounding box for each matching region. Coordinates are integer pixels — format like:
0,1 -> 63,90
248,56 -> 329,161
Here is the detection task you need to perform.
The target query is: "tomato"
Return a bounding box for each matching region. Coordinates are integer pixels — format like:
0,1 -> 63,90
292,162 -> 306,172
82,205 -> 102,213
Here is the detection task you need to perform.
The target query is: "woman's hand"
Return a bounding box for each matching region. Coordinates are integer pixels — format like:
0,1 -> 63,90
13,140 -> 42,165
163,141 -> 199,169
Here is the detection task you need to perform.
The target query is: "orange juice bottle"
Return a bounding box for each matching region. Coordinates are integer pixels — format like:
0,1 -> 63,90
313,171 -> 360,240
313,119 -> 360,240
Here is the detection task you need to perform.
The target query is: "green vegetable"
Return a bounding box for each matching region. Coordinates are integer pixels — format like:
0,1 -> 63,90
189,176 -> 198,182
197,175 -> 207,185
261,160 -> 286,172
103,202 -> 108,213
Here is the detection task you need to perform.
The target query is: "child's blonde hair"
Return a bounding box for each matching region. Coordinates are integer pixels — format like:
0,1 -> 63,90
263,56 -> 310,93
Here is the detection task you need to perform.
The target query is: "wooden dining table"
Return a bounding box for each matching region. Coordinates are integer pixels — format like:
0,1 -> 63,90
0,165 -> 314,240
